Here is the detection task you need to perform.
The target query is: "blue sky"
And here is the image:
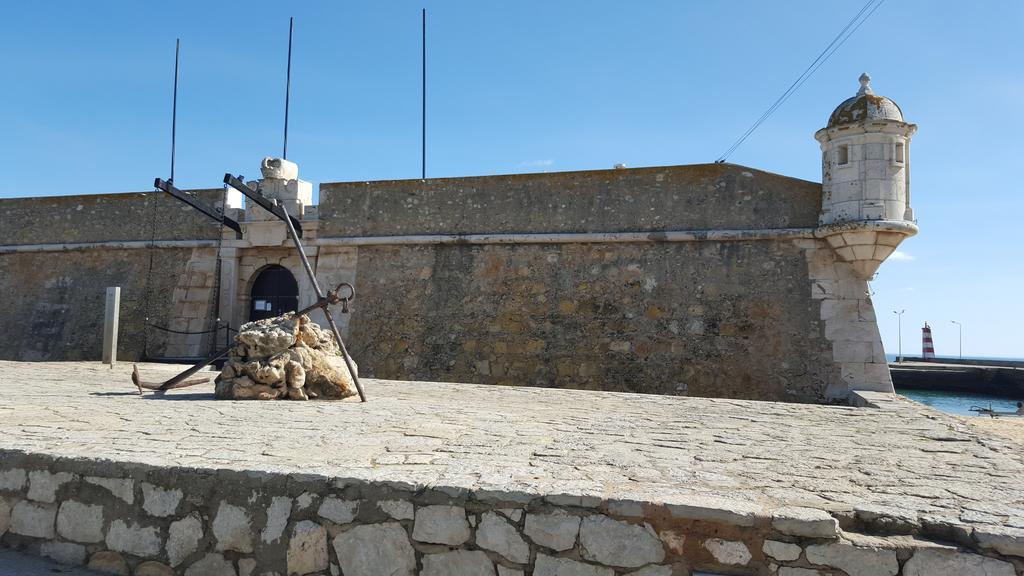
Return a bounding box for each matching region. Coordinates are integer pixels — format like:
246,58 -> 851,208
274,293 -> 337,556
2,1 -> 1021,358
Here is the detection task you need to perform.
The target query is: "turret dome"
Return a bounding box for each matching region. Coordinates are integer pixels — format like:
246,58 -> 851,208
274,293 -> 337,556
827,73 -> 903,128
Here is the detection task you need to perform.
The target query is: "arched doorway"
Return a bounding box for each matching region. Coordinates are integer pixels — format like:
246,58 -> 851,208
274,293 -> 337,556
249,265 -> 299,321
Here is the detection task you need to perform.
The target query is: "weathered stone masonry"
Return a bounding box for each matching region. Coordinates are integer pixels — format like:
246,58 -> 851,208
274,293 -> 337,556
0,75 -> 917,403
1,435 -> 1021,576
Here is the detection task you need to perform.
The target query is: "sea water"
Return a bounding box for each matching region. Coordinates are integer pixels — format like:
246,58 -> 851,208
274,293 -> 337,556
896,388 -> 1021,417
884,353 -> 1024,416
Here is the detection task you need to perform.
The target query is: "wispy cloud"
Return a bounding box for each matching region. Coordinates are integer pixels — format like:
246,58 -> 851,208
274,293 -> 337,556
890,250 -> 915,261
520,159 -> 554,168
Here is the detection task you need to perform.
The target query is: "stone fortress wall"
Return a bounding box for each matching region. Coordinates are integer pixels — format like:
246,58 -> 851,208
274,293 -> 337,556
0,162 -> 892,403
317,164 -> 888,402
0,75 -> 917,404
0,191 -> 225,361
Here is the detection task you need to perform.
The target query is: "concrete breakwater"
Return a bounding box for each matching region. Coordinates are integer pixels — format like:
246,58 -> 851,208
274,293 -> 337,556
890,359 -> 1024,398
2,362 -> 1024,575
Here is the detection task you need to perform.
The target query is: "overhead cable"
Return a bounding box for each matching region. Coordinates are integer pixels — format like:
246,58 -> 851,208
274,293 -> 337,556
715,0 -> 886,163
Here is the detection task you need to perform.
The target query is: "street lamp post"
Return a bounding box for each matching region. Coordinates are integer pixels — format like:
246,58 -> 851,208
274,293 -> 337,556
951,320 -> 962,359
893,310 -> 905,362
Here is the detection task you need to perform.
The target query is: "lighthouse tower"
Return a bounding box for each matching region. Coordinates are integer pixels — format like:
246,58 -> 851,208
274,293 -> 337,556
815,73 -> 918,279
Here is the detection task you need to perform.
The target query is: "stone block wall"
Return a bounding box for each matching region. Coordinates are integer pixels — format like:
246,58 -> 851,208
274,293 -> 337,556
317,164 -> 823,236
0,163 -> 896,399
345,240 -> 840,402
0,189 -> 226,361
0,190 -> 224,245
0,248 -> 198,361
1,453 -> 1020,576
316,164 -> 890,401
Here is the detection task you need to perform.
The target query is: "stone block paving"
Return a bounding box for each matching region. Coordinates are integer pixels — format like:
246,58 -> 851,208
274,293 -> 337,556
2,361 -> 1024,575
0,362 -> 1022,534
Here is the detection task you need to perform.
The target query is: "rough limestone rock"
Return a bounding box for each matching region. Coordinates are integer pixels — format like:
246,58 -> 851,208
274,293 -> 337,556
27,470 -> 74,503
476,511 -> 530,563
318,497 -> 359,524
168,513 -> 204,567
287,520 -> 329,576
579,515 -> 665,568
215,314 -> 358,401
772,506 -> 839,538
0,468 -> 26,491
11,500 -> 56,538
141,483 -> 182,517
902,548 -> 1015,576
974,525 -> 1024,557
524,510 -> 581,551
377,499 -> 415,520
262,496 -> 292,544
412,505 -> 471,545
704,538 -> 752,566
85,476 -> 134,504
534,554 -> 614,576
212,501 -> 253,552
184,553 -> 237,576
106,519 -> 163,557
56,500 -> 104,543
805,541 -> 898,576
332,522 -> 416,576
763,539 -> 802,562
237,559 -> 257,576
421,550 -> 495,576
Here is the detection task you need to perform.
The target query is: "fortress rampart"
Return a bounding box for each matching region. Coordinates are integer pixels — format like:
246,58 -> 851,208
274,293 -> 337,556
0,74 -> 917,404
1,163 -> 892,404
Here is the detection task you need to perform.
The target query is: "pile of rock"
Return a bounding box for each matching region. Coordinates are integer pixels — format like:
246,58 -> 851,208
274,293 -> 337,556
214,314 -> 358,400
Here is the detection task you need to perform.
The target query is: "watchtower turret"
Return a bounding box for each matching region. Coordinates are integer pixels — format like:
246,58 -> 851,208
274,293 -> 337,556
815,73 -> 917,279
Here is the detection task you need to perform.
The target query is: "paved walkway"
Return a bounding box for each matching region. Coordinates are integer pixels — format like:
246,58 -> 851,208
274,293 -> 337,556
0,548 -> 99,575
1,361 -> 1023,534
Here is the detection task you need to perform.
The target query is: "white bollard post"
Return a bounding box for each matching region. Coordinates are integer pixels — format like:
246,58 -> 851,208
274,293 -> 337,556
102,287 -> 121,367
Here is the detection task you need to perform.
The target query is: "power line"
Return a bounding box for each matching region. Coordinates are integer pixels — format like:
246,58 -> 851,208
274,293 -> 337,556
715,0 -> 886,163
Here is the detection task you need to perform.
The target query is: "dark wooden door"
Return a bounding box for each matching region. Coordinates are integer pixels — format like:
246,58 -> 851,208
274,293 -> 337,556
249,265 -> 299,321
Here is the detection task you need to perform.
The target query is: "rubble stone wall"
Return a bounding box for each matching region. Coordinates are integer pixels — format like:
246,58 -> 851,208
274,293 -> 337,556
317,164 -> 823,236
319,164 -> 885,401
0,248 -> 201,361
345,240 -> 844,402
0,165 -> 894,399
0,190 -> 224,245
0,190 -> 225,361
1,453 -> 1019,576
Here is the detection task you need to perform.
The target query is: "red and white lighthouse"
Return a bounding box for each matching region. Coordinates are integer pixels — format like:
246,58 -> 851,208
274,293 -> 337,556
922,322 -> 936,360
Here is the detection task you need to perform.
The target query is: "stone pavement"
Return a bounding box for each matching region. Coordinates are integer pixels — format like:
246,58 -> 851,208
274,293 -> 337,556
0,547 -> 101,575
1,361 -> 1022,536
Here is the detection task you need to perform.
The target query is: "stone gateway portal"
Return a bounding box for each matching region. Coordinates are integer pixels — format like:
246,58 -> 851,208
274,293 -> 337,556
249,265 -> 298,322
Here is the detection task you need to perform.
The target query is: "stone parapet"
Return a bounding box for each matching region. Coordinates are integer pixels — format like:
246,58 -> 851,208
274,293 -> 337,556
2,362 -> 1023,574
1,453 -> 1020,576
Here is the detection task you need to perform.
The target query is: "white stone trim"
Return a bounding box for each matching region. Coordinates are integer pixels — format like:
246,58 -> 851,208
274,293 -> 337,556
0,240 -> 219,254
315,228 -> 817,247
